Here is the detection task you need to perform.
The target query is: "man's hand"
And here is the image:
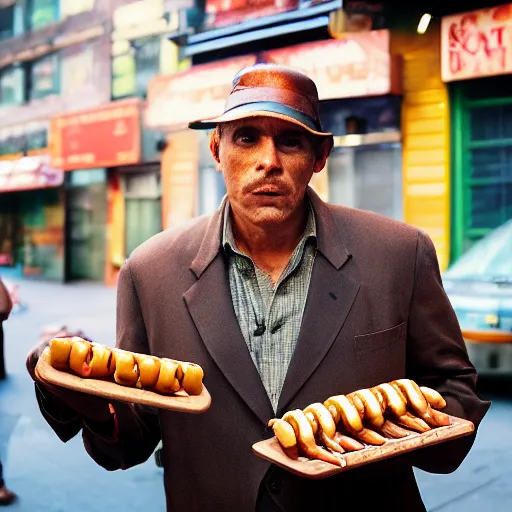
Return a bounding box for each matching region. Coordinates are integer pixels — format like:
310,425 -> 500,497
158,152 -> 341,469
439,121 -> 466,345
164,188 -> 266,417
26,330 -> 113,424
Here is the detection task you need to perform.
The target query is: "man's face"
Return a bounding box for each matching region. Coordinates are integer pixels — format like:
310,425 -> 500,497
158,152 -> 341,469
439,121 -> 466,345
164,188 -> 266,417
215,117 -> 328,227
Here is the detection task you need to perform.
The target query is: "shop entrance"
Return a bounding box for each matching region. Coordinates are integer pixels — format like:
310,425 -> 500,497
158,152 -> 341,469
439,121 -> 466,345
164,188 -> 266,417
65,169 -> 107,282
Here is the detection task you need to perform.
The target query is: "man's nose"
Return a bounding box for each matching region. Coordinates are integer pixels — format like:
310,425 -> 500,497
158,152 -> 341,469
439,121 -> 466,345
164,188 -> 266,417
256,137 -> 282,173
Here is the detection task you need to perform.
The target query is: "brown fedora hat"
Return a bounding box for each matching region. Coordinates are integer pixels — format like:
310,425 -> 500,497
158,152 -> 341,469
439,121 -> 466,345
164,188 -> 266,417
188,63 -> 332,138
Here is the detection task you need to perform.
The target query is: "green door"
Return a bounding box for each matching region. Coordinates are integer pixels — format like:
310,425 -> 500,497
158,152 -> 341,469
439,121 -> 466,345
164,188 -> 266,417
451,80 -> 512,261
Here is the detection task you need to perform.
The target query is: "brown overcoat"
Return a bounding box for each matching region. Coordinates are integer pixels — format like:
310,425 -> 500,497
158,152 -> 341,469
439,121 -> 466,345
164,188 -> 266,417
38,188 -> 490,511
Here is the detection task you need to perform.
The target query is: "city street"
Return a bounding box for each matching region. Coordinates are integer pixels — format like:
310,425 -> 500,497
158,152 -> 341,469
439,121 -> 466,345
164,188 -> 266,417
0,278 -> 511,511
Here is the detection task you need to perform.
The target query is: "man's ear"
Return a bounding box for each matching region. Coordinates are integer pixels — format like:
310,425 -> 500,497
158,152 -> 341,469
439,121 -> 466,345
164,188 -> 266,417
313,136 -> 333,174
209,129 -> 221,165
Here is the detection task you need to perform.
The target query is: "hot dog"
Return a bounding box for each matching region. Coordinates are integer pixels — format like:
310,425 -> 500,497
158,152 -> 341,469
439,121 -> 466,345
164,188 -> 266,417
47,336 -> 204,396
268,379 -> 452,464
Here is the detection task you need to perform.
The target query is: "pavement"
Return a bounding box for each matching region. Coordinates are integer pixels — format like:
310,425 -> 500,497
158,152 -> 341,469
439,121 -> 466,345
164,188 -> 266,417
0,277 -> 511,511
0,278 -> 165,512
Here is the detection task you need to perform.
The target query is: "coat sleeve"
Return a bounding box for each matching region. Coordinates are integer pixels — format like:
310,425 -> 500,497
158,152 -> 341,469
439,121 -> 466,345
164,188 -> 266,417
81,260 -> 161,470
405,230 -> 491,474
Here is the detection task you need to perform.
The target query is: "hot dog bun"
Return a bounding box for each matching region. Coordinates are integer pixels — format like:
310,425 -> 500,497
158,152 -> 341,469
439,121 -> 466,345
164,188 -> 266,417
47,337 -> 204,396
69,338 -> 92,377
89,343 -> 115,379
49,337 -> 73,370
113,349 -> 139,386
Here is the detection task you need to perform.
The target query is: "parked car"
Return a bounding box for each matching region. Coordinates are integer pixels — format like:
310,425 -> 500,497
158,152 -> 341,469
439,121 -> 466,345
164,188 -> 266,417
442,219 -> 512,376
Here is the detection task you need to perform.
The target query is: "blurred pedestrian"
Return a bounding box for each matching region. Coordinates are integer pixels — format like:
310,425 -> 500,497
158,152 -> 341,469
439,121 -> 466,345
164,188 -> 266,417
0,277 -> 16,504
0,462 -> 16,506
27,64 -> 490,511
0,275 -> 13,381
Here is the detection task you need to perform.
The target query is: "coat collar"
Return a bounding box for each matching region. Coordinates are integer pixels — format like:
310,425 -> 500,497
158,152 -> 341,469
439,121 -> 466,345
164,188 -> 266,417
189,187 -> 350,278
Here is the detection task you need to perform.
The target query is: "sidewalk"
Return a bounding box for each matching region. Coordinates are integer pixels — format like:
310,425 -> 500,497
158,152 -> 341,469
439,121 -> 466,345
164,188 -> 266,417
1,278 -> 511,511
0,278 -> 165,512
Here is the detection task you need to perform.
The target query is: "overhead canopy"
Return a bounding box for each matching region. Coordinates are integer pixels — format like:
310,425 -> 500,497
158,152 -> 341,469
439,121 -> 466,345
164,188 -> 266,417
183,0 -> 342,56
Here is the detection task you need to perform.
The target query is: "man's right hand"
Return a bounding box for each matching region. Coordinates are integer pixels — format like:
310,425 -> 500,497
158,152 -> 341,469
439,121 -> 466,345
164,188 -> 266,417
26,331 -> 113,425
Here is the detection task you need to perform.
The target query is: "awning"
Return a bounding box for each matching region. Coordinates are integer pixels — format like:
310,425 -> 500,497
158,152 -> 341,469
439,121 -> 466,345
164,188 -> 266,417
185,16 -> 330,56
183,0 -> 342,56
0,155 -> 64,193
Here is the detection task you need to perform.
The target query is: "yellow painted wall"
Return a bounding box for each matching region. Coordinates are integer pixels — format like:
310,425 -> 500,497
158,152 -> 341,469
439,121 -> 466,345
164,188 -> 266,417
391,21 -> 451,271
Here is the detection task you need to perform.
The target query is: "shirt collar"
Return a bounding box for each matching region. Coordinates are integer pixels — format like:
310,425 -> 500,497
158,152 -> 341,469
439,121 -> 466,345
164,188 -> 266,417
221,198 -> 317,256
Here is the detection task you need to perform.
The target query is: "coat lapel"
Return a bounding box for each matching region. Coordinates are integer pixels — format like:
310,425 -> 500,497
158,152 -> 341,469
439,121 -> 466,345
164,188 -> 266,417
184,204 -> 274,425
277,189 -> 360,413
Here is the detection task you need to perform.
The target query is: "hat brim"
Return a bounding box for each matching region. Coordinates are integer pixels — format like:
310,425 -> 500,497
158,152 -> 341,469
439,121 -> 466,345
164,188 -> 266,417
188,102 -> 332,138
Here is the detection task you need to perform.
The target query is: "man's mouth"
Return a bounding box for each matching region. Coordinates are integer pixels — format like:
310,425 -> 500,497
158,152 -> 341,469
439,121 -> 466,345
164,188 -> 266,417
252,187 -> 283,196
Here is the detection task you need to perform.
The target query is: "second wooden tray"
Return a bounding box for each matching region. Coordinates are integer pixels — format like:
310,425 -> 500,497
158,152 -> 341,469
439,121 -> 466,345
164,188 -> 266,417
252,415 -> 474,479
35,347 -> 211,413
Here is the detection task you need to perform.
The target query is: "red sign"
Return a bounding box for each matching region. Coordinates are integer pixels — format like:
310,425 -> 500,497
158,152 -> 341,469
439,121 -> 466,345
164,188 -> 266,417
262,30 -> 400,100
0,155 -> 64,192
441,4 -> 512,81
50,98 -> 141,170
145,55 -> 257,129
205,0 -> 298,28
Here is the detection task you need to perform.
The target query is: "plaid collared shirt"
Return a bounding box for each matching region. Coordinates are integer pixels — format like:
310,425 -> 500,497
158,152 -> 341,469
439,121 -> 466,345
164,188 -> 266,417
222,199 -> 317,412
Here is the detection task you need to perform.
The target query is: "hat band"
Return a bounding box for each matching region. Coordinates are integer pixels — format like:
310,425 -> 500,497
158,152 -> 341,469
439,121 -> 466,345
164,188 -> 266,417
223,102 -> 321,132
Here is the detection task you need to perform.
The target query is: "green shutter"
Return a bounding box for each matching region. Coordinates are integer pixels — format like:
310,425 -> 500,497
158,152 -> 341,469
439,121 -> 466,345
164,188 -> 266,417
451,82 -> 512,261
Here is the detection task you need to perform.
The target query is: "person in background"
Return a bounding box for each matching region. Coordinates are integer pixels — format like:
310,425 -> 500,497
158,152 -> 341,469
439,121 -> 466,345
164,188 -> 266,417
0,276 -> 17,505
0,276 -> 12,381
26,64 -> 490,511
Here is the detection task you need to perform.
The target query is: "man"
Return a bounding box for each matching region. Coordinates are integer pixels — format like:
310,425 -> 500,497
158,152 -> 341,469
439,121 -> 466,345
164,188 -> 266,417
0,276 -> 17,505
27,64 -> 490,511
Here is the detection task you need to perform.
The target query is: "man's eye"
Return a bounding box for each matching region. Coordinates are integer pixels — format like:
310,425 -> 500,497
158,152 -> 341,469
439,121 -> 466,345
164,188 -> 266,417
280,138 -> 302,149
234,131 -> 257,145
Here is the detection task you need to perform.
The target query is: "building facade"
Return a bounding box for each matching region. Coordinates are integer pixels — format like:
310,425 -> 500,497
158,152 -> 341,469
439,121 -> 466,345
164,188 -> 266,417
0,0 -> 113,281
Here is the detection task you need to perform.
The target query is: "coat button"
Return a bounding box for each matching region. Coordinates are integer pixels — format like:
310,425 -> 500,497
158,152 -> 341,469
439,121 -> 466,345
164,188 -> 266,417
268,477 -> 282,494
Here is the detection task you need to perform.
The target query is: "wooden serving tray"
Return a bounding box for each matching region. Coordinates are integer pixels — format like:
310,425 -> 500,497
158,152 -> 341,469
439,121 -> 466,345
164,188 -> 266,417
35,347 -> 211,413
252,415 -> 474,479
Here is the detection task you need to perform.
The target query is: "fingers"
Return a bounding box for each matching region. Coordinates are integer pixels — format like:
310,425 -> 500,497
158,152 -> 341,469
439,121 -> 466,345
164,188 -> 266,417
282,410 -> 345,467
269,379 -> 451,465
420,386 -> 447,409
303,403 -> 337,439
378,420 -> 413,439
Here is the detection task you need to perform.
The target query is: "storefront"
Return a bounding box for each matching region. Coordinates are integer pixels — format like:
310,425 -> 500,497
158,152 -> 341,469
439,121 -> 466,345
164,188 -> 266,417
0,154 -> 65,280
145,29 -> 403,226
441,4 -> 512,260
0,118 -> 66,280
50,98 -> 143,284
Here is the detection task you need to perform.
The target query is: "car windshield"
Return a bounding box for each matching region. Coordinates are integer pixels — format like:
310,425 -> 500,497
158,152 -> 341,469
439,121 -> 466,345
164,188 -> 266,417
444,220 -> 512,281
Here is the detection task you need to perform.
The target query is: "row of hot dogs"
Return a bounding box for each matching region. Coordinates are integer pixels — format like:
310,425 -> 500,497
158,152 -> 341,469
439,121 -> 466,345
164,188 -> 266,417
268,379 -> 450,466
48,336 -> 204,396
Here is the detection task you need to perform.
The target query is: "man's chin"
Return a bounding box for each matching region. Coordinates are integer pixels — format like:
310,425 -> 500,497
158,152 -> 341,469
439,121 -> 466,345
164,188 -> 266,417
249,206 -> 290,225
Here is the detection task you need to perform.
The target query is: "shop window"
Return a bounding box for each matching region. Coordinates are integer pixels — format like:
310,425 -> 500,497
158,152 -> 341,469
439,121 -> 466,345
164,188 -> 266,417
0,3 -> 14,40
112,46 -> 136,99
0,66 -> 25,107
123,171 -> 162,255
112,36 -> 162,100
327,143 -> 403,221
29,53 -> 60,100
452,77 -> 512,258
27,0 -> 59,30
134,36 -> 162,97
465,102 -> 512,239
